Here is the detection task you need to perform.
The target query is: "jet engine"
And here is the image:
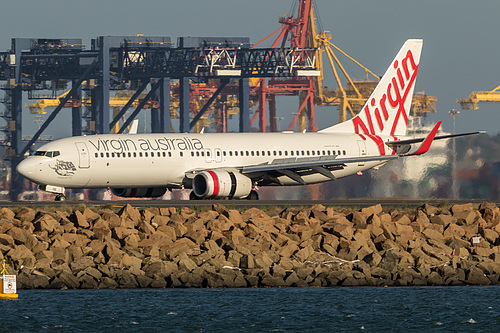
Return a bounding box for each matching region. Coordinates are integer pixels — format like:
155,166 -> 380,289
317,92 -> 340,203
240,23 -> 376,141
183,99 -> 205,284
111,187 -> 167,198
192,170 -> 252,199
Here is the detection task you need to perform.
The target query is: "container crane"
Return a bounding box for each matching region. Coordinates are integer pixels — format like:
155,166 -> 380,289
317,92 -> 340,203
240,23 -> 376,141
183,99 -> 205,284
457,85 -> 500,110
308,5 -> 436,123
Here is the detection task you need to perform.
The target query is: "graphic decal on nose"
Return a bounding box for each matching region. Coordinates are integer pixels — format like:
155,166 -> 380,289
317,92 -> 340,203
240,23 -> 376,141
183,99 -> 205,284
49,160 -> 77,177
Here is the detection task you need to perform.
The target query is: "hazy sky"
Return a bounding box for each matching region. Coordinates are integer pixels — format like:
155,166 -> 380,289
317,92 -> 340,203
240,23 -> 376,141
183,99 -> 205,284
2,0 -> 500,137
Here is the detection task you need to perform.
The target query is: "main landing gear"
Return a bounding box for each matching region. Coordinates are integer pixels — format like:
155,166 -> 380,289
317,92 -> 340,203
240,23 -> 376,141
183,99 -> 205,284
246,190 -> 259,200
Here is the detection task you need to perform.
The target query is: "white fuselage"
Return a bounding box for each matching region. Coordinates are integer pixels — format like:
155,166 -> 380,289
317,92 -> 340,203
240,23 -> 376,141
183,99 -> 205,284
17,131 -> 399,189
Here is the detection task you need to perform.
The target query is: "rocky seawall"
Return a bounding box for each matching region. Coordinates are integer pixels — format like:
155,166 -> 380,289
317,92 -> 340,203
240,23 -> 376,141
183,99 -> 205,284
1,202 -> 499,289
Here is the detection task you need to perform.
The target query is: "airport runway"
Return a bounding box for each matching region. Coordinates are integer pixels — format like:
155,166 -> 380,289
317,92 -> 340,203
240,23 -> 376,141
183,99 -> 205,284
0,198 -> 494,210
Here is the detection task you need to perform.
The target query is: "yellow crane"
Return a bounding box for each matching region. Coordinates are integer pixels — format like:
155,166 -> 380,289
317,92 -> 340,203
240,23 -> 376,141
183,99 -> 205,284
307,3 -> 437,123
457,85 -> 500,110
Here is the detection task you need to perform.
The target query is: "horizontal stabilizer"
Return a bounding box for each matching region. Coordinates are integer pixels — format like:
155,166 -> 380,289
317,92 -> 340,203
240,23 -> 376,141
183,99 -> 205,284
386,130 -> 485,146
404,121 -> 441,156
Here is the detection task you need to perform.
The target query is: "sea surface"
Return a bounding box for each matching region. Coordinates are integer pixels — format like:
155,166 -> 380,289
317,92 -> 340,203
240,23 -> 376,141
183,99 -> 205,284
0,286 -> 498,332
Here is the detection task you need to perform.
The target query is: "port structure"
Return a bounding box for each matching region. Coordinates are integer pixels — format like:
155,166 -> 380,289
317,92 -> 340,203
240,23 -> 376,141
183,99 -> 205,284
0,36 -> 318,201
458,85 -> 500,110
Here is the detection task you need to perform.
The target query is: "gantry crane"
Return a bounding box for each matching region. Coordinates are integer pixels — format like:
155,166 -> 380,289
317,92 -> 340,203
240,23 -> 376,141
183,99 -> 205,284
457,85 -> 500,110
26,82 -> 242,134
307,4 -> 436,123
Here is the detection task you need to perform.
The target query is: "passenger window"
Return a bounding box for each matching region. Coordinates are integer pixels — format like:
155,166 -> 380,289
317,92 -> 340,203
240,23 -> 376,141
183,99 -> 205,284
343,150 -> 346,155
162,152 -> 166,157
279,151 -> 282,156
311,151 -> 315,156
284,151 -> 288,156
235,151 -> 238,156
301,151 -> 305,155
240,151 -> 244,156
203,151 -> 206,157
196,152 -> 200,157
251,151 -> 254,156
306,151 -> 310,156
180,152 -> 183,157
256,151 -> 259,156
168,152 -> 172,157
262,151 -> 265,156
95,153 -> 98,158
290,151 -> 294,156
229,151 -> 233,156
273,151 -> 276,156
106,153 -> 110,158
139,152 -> 143,157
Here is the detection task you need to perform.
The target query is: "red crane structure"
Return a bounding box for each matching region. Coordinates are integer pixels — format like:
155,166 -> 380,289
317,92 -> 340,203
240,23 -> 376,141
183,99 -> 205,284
250,0 -> 318,132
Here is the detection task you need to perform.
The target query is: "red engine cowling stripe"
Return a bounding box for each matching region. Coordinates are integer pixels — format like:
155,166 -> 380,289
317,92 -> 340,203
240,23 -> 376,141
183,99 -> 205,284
206,170 -> 219,198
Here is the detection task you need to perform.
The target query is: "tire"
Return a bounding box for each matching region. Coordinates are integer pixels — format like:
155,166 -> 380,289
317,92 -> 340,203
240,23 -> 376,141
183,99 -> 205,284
246,190 -> 259,200
55,194 -> 66,201
189,191 -> 201,200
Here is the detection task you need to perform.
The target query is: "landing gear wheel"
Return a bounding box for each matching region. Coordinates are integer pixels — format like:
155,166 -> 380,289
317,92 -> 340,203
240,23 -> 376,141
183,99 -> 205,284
189,191 -> 201,200
246,190 -> 259,200
55,194 -> 66,202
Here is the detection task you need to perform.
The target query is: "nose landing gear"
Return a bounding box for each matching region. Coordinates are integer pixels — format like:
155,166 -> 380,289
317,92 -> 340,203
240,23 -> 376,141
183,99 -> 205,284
55,194 -> 67,201
39,185 -> 66,202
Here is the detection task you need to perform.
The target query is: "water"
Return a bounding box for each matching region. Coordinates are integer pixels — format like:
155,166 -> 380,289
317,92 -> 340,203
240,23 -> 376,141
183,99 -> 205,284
1,286 -> 499,332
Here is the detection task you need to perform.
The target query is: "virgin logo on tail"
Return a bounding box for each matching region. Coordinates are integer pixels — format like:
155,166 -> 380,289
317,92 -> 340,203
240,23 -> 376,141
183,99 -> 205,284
353,48 -> 419,138
320,39 -> 423,155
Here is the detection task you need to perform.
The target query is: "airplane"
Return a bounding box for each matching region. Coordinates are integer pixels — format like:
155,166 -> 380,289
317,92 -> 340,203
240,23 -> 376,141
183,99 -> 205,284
16,39 -> 482,201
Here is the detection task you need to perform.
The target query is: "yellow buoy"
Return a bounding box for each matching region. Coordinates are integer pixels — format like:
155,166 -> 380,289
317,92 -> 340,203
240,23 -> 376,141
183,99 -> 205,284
0,260 -> 18,300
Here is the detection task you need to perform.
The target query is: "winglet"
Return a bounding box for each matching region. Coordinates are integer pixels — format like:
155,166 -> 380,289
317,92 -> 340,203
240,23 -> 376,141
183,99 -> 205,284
406,121 -> 441,156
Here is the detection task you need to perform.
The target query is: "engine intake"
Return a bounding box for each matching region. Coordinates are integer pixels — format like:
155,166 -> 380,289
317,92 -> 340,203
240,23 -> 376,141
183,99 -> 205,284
111,187 -> 166,198
193,170 -> 252,199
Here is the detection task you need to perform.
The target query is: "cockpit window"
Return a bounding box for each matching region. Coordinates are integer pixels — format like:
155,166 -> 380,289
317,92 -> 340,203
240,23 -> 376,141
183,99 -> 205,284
33,150 -> 60,157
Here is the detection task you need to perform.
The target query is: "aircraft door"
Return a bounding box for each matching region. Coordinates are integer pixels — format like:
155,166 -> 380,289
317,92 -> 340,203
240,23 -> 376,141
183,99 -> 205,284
75,142 -> 90,169
357,141 -> 367,166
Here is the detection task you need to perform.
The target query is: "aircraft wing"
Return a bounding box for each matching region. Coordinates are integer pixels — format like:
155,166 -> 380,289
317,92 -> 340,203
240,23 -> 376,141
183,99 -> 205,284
241,154 -> 398,173
239,154 -> 401,185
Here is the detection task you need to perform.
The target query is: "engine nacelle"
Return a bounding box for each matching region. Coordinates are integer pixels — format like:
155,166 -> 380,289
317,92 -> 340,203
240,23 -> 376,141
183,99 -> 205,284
111,187 -> 167,198
193,170 -> 252,199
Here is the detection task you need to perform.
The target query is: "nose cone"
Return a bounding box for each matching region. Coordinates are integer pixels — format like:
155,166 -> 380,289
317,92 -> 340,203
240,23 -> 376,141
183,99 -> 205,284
17,158 -> 37,181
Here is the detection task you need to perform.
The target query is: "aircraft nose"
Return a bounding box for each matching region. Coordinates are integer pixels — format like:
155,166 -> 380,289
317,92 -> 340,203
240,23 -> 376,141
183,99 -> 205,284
17,158 -> 37,180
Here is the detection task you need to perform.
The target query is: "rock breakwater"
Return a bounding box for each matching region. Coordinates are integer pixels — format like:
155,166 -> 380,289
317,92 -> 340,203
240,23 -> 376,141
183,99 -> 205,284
1,202 -> 499,289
